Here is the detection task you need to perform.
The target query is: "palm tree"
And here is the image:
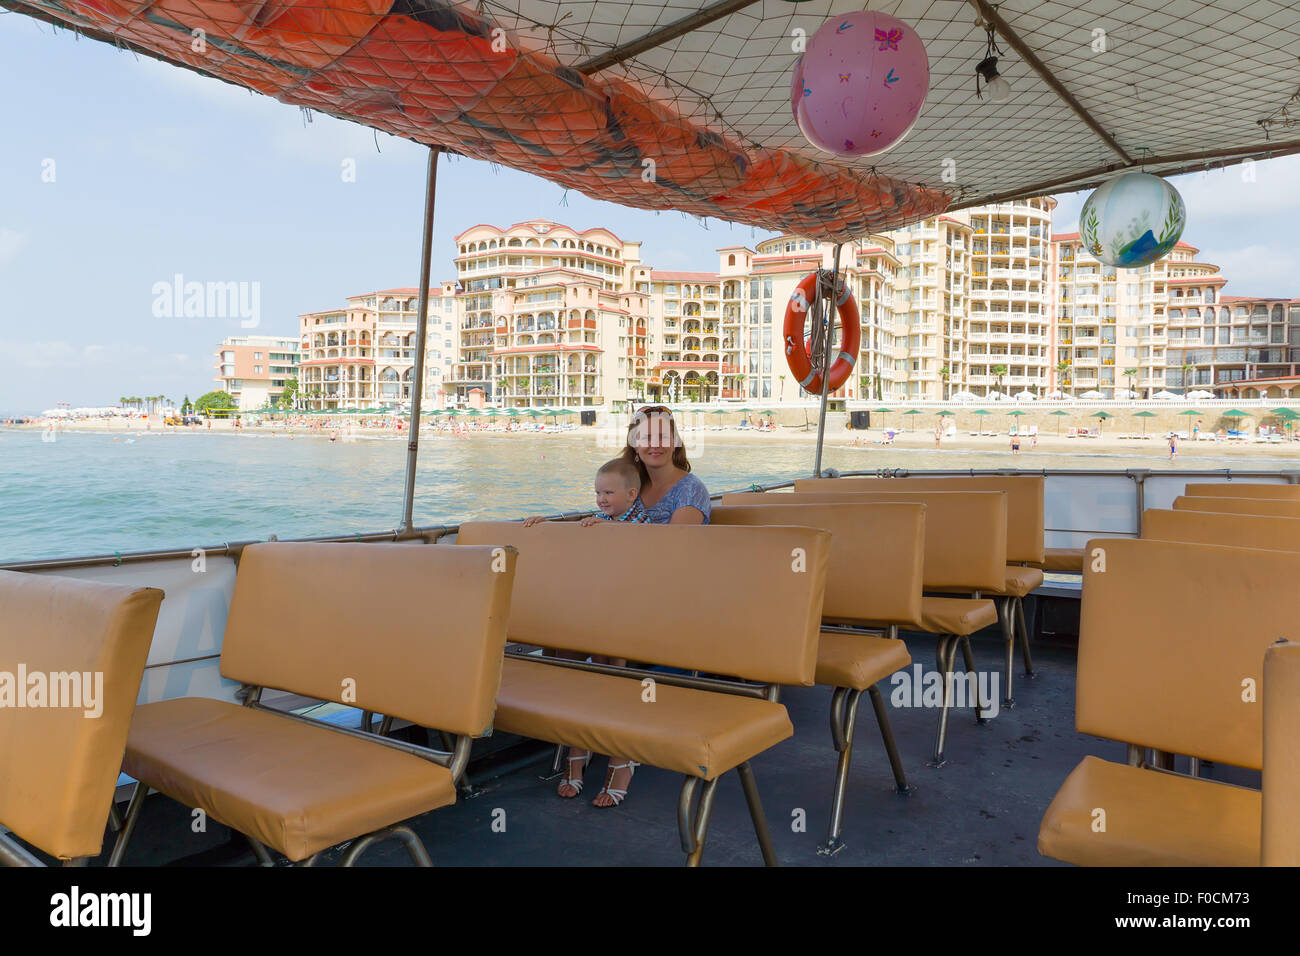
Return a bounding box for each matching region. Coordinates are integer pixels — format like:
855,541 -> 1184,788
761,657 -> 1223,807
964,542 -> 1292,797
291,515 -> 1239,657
1055,360 -> 1072,397
939,365 -> 951,401
736,372 -> 747,398
1182,363 -> 1195,395
1123,367 -> 1138,401
779,373 -> 787,402
992,364 -> 1008,397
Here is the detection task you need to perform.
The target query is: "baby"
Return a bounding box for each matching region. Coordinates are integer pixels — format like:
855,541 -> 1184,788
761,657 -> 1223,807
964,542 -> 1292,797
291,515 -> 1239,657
523,458 -> 649,527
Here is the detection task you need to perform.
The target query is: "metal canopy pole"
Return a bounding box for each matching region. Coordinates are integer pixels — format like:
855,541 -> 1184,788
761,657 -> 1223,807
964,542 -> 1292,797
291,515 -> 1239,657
812,243 -> 844,477
398,146 -> 440,534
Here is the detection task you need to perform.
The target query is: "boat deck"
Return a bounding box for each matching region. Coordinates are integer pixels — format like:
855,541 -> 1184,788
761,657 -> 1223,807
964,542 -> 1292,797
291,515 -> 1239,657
49,622 -> 1249,868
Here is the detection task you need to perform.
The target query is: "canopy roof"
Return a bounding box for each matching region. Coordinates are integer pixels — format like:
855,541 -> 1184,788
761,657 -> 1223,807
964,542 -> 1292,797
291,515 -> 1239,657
10,0 -> 1299,239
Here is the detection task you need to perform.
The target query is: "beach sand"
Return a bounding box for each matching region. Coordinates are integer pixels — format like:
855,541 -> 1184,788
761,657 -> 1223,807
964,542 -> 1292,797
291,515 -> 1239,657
18,416 -> 1300,461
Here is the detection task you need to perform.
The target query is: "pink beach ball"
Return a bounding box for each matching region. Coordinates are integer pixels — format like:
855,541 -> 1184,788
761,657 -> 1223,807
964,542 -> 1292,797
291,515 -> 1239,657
792,11 -> 929,158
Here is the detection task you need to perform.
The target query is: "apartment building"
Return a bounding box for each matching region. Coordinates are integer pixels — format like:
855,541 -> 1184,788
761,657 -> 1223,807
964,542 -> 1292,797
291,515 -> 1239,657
212,335 -> 300,410
445,221 -> 648,408
297,288 -> 458,410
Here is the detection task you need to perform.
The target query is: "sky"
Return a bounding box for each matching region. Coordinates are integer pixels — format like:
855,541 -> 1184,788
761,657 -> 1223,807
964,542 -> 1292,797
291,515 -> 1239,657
2,13 -> 1298,416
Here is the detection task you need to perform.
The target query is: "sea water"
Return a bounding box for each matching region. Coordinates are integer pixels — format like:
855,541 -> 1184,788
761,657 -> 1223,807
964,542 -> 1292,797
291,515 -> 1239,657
1,427 -> 1295,562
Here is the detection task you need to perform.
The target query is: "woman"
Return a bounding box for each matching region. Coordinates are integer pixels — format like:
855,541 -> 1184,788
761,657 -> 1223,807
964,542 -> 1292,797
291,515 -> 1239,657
620,405 -> 710,525
560,406 -> 711,808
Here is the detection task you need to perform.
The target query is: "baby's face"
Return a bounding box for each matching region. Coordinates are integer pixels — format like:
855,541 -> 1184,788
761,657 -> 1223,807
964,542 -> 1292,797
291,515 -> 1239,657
595,475 -> 639,516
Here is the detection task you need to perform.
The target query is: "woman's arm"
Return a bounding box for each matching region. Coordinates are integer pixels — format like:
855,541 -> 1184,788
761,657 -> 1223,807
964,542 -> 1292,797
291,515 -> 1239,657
668,506 -> 705,525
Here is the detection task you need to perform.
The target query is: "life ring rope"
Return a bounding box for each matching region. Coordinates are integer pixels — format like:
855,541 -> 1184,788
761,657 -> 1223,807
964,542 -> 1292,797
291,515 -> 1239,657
783,271 -> 861,396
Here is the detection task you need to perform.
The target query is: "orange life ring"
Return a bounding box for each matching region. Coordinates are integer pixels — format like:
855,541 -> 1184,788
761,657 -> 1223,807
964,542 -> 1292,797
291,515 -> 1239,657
783,272 -> 861,395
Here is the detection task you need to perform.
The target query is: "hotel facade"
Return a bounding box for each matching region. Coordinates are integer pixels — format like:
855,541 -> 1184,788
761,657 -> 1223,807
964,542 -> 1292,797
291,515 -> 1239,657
286,207 -> 1300,412
213,335 -> 301,410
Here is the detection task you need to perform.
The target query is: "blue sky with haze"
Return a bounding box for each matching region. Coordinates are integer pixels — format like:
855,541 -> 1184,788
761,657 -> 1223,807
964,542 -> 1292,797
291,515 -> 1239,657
2,14 -> 1297,415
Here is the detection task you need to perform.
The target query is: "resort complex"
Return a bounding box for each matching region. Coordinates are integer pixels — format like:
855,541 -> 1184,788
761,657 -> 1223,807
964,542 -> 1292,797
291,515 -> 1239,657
275,207 -> 1300,413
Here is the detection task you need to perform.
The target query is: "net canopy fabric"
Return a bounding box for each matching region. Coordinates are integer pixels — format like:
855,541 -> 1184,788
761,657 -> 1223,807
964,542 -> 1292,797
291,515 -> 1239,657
8,0 -> 1300,240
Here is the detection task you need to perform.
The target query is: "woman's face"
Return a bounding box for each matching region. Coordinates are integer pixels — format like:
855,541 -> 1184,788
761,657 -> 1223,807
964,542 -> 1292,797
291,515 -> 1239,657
630,410 -> 678,469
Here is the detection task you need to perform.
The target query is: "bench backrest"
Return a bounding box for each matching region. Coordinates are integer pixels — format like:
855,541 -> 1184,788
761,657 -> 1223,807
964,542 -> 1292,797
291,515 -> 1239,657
1172,495 -> 1300,519
0,571 -> 163,860
1143,508 -> 1300,552
1263,640 -> 1300,866
1185,483 -> 1300,500
721,491 -> 1006,592
795,475 -> 1044,564
219,543 -> 515,738
710,502 -> 924,628
455,522 -> 830,686
1078,538 -> 1300,769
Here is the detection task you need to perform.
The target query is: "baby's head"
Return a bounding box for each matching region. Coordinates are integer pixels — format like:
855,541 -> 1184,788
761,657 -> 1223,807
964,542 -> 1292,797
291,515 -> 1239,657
595,458 -> 642,519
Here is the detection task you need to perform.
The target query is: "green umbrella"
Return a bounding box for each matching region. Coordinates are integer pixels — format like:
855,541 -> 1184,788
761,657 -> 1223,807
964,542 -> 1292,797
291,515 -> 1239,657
1223,409 -> 1250,418
1133,409 -> 1157,436
555,407 -> 579,416
903,409 -> 923,415
1269,407 -> 1298,417
481,407 -> 500,416
444,408 -> 461,416
1006,409 -> 1027,415
972,408 -> 993,433
936,410 -> 954,416
505,408 -> 521,416
1177,409 -> 1203,417
1049,408 -> 1070,436
464,408 -> 483,416
525,409 -> 544,417
1091,410 -> 1113,434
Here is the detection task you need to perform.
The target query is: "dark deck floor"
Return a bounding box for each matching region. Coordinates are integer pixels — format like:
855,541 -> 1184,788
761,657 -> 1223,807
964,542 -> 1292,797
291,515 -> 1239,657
53,624 -> 1255,868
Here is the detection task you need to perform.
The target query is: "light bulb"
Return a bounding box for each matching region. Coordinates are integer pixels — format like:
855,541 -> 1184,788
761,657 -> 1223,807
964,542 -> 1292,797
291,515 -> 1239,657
986,74 -> 1011,102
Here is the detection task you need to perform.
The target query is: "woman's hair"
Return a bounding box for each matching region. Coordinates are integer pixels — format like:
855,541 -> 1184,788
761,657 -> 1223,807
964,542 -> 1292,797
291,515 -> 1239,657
620,405 -> 691,485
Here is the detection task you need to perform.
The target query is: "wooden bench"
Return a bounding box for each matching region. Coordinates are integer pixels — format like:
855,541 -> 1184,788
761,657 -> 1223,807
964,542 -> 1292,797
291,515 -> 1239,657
456,521 -> 831,866
0,571 -> 163,867
711,502 -> 924,855
797,476 -> 1045,703
1173,495 -> 1300,519
723,490 -> 1005,765
111,542 -> 516,866
1185,482 -> 1300,500
1038,539 -> 1300,865
1143,508 -> 1300,551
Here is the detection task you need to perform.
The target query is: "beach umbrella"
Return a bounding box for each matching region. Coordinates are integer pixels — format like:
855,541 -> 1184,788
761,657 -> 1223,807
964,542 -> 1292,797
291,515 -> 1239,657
1223,408 -> 1250,419
505,408 -> 521,416
972,408 -> 992,433
902,409 -> 923,428
1048,409 -> 1070,436
936,410 -> 954,416
525,409 -> 544,417
1091,410 -> 1113,433
464,408 -> 483,416
1133,409 -> 1157,436
1269,407 -> 1298,417
1006,409 -> 1027,415
481,407 -> 500,416
1177,409 -> 1203,417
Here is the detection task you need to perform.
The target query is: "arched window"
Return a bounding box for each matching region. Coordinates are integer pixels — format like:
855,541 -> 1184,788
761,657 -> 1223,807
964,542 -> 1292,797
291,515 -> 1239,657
728,254 -> 736,266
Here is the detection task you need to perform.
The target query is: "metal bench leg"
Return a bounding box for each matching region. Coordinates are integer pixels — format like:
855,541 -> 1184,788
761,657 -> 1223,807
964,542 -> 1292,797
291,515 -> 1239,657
819,686 -> 858,857
867,685 -> 911,794
339,824 -> 433,867
959,635 -> 991,724
0,833 -> 45,867
1015,596 -> 1036,678
736,762 -> 778,867
247,837 -> 276,866
931,635 -> 959,767
677,776 -> 719,867
539,742 -> 566,781
1000,596 -> 1016,709
107,782 -> 149,867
